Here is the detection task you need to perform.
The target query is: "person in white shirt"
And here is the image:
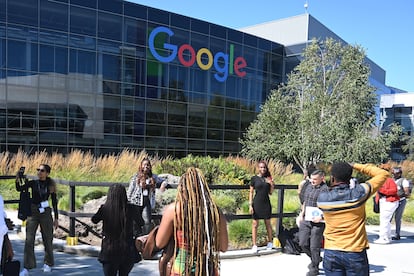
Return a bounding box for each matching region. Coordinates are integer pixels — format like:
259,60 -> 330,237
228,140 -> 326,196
391,167 -> 411,240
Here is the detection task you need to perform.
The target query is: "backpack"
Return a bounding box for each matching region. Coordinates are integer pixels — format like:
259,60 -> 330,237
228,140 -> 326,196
278,227 -> 302,255
395,178 -> 412,197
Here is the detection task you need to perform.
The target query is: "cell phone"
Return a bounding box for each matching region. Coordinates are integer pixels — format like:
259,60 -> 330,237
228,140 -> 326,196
18,166 -> 25,178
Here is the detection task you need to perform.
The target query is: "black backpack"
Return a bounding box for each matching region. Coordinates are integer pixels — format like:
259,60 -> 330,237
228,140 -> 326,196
278,227 -> 302,255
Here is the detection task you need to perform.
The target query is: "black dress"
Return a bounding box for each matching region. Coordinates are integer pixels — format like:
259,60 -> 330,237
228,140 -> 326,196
250,175 -> 272,219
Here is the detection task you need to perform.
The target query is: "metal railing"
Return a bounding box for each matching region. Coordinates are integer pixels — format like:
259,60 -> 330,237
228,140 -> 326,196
2,175 -> 299,244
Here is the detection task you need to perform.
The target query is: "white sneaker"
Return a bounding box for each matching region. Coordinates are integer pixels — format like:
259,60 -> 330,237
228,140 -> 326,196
43,264 -> 52,273
266,242 -> 273,250
251,245 -> 258,253
19,268 -> 29,276
373,237 -> 390,244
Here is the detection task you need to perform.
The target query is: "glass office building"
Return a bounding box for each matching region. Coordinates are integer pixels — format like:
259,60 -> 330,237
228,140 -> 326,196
0,0 -> 285,157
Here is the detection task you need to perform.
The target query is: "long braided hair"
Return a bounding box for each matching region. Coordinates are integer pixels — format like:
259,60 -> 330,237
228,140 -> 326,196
174,167 -> 221,276
102,184 -> 129,253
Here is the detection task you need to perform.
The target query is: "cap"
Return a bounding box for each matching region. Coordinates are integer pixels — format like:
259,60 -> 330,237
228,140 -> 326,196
392,167 -> 402,174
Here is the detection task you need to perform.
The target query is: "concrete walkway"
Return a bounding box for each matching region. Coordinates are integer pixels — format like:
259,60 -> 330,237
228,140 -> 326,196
6,210 -> 414,275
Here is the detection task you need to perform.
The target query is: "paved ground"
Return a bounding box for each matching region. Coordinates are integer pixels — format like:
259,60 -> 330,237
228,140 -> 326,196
6,209 -> 414,275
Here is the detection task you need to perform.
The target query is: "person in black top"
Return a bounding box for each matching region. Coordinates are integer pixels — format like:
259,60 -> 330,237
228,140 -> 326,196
15,164 -> 58,275
297,170 -> 329,276
92,184 -> 141,276
249,160 -> 274,253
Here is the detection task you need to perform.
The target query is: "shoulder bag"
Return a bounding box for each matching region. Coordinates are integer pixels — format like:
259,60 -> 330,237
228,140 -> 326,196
136,226 -> 175,276
17,189 -> 31,221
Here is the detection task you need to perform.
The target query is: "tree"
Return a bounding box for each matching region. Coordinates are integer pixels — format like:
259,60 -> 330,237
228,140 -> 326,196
240,38 -> 401,171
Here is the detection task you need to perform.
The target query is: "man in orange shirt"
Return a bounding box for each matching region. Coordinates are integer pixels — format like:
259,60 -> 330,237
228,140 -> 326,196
317,162 -> 389,276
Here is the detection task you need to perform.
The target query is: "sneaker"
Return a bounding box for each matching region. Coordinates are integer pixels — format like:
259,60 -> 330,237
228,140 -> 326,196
251,245 -> 258,253
43,264 -> 52,273
373,237 -> 390,244
19,269 -> 29,276
266,242 -> 273,250
391,235 -> 401,240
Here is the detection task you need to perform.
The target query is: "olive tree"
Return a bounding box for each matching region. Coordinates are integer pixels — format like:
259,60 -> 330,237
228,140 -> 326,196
240,38 -> 401,171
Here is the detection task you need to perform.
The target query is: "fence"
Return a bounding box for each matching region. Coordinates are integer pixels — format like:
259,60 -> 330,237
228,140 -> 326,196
1,174 -> 299,245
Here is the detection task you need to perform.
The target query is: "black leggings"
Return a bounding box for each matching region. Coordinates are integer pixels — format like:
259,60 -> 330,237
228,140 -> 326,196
102,261 -> 134,276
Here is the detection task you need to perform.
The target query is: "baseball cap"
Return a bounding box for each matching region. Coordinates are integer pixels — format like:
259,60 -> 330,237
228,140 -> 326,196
392,167 -> 402,174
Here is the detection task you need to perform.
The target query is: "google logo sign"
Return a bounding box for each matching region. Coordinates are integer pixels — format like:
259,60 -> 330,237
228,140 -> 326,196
149,26 -> 247,82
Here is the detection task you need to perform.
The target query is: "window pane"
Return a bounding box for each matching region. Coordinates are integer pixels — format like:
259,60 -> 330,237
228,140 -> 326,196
69,49 -> 96,74
8,0 -> 38,26
99,54 -> 120,81
40,0 -> 68,31
70,6 -> 96,36
7,40 -> 38,71
0,39 -> 5,68
98,12 -> 122,41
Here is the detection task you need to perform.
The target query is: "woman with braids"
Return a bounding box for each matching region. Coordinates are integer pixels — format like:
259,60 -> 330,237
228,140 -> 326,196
155,167 -> 228,276
92,184 -> 141,276
127,158 -> 167,236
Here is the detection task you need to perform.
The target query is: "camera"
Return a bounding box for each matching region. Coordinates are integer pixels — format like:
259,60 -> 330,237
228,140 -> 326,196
18,166 -> 25,178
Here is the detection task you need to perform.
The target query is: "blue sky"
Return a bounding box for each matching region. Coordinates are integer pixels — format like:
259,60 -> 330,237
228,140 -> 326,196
131,0 -> 413,92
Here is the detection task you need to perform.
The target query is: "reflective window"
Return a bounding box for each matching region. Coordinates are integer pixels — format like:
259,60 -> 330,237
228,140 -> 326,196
0,0 -> 5,22
98,0 -> 122,14
0,39 -> 4,68
148,7 -> 169,25
7,24 -> 38,42
8,0 -> 38,27
171,13 -> 190,29
188,128 -> 205,139
146,100 -> 166,124
210,24 -> 226,39
124,2 -> 147,20
124,18 -> 146,46
69,34 -> 96,50
70,6 -> 96,36
7,40 -> 38,71
40,0 -> 68,32
69,49 -> 96,74
99,54 -> 120,81
39,30 -> 68,46
191,19 -> 208,34
207,107 -> 224,129
167,102 -> 187,126
71,0 -> 96,9
40,45 -> 68,74
98,12 -> 122,41
225,109 -> 240,131
168,126 -> 186,138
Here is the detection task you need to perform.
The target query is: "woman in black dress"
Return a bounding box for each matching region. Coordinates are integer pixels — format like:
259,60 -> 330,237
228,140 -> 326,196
249,161 -> 274,252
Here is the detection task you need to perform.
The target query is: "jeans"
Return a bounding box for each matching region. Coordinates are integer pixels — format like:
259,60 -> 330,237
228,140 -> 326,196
393,198 -> 407,236
24,205 -> 54,269
323,249 -> 369,276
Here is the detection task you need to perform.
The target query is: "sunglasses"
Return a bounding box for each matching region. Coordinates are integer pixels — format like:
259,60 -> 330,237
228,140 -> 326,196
37,168 -> 46,172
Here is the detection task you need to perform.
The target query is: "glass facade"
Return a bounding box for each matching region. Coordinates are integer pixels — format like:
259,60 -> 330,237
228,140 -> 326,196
0,0 -> 285,157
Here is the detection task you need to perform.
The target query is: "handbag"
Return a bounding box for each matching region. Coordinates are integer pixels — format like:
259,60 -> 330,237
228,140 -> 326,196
1,234 -> 20,276
17,190 -> 31,221
373,193 -> 380,214
2,260 -> 20,276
